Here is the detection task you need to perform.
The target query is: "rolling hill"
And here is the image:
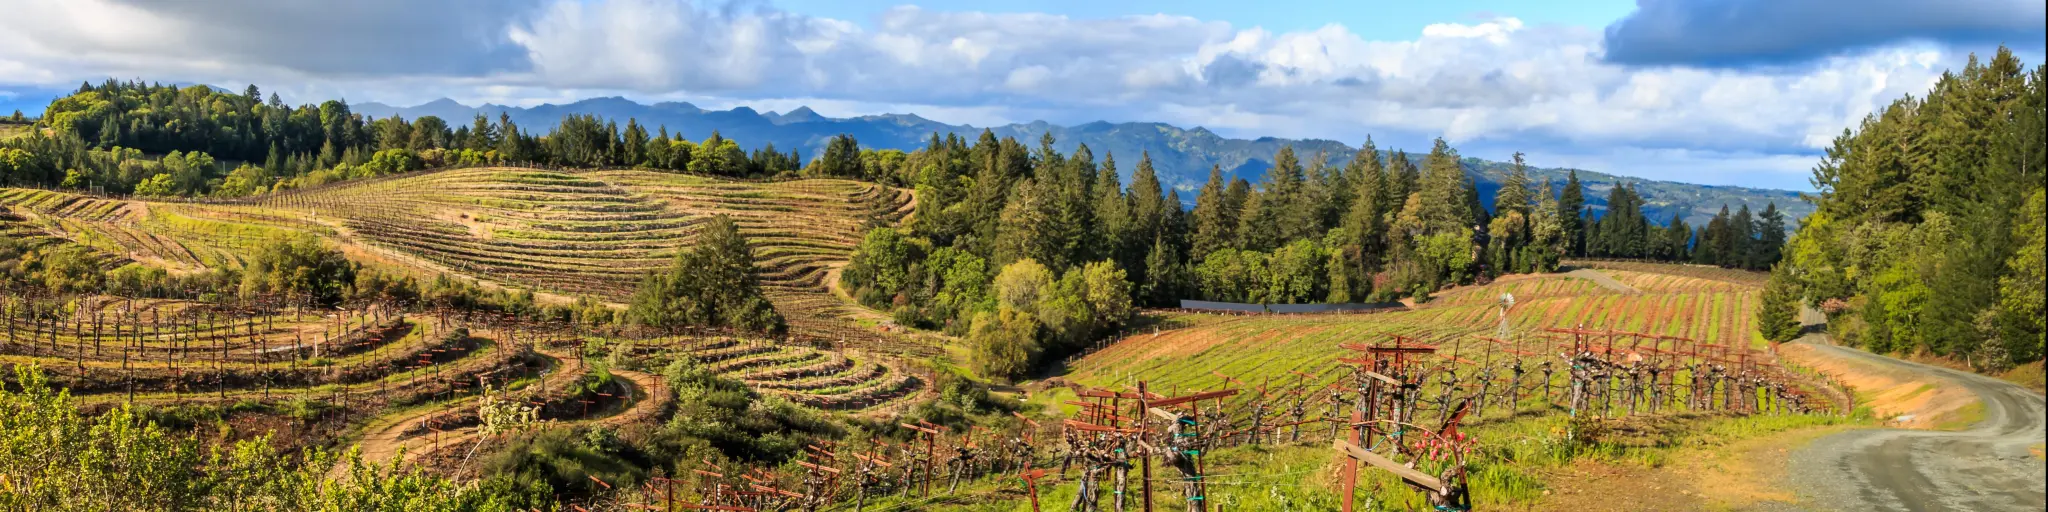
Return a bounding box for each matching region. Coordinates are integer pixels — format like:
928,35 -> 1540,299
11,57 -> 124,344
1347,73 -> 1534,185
354,97 -> 1813,228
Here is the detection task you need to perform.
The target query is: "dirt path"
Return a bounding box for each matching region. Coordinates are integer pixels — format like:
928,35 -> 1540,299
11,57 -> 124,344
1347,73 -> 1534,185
338,343 -> 672,477
1773,310 -> 2047,511
1564,268 -> 1639,294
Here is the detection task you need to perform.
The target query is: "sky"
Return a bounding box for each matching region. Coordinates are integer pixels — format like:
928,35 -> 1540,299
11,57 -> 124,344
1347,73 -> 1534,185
0,0 -> 2041,191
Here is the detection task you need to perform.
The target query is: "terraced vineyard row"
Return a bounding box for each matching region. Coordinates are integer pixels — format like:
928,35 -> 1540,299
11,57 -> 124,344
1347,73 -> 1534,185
1072,268 -> 1772,394
4,166 -> 937,359
610,334 -> 927,411
1409,285 -> 1764,349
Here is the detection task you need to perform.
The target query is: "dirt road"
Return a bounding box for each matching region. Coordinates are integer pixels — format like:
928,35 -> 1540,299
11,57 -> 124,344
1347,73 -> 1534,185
1778,332 -> 2046,510
1565,268 -> 1640,294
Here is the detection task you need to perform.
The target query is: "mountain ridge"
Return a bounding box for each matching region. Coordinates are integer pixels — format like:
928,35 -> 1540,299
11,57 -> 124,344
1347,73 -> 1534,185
351,97 -> 1812,227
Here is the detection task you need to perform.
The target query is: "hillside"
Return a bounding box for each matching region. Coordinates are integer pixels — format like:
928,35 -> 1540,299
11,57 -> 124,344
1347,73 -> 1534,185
1069,263 -> 1772,393
354,98 -> 1812,228
0,167 -> 938,406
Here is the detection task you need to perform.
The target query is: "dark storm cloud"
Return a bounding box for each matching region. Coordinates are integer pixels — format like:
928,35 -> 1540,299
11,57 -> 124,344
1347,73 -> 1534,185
1603,0 -> 2045,67
1201,54 -> 1266,88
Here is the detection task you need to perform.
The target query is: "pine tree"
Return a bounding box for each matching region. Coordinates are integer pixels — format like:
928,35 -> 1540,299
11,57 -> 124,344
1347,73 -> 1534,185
993,179 -> 1063,271
1139,235 -> 1187,307
1529,179 -> 1565,272
1191,165 -> 1234,260
1559,170 -> 1585,256
1732,204 -> 1755,269
1340,158 -> 1390,271
1091,154 -> 1129,264
469,113 -> 498,151
621,118 -> 648,166
1416,138 -> 1470,235
498,115 -> 525,163
1706,206 -> 1733,266
1663,213 -> 1693,262
1294,150 -> 1336,238
1129,152 -> 1168,249
1497,153 -> 1533,218
1235,188 -> 1282,252
1755,203 -> 1787,267
1757,263 -> 1804,342
1387,150 -> 1419,213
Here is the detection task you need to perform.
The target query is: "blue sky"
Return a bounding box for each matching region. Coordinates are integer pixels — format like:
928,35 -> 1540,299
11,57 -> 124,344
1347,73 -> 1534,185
0,0 -> 2041,190
774,0 -> 1637,35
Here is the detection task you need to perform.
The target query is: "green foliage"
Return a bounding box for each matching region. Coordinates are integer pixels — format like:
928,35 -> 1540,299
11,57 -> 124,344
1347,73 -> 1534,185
0,80 -> 806,195
215,163 -> 273,197
655,358 -> 840,463
628,215 -> 785,334
360,148 -> 425,176
1194,248 -> 1270,303
812,134 -> 863,178
993,258 -> 1056,314
1415,229 -> 1476,292
1757,263 -> 1803,342
968,308 -> 1040,381
133,172 -> 176,196
1783,47 -> 2045,368
240,232 -> 358,307
0,365 -> 549,511
4,243 -> 106,293
482,428 -> 640,502
1996,189 -> 2046,364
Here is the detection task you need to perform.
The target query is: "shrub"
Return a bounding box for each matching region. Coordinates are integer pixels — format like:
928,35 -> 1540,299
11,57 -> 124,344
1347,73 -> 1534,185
240,232 -> 357,307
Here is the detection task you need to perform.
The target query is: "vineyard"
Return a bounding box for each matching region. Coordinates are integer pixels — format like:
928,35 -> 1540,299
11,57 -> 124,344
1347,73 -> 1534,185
1073,270 -> 1773,394
0,171 -> 1859,510
561,265 -> 1848,511
2,166 -> 939,397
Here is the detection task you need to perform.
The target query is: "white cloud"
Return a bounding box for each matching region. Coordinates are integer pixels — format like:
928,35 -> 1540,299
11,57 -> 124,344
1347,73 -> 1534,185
0,0 -> 2006,188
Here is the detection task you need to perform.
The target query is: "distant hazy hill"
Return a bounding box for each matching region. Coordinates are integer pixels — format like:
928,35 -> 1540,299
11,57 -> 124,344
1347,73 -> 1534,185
354,97 -> 1811,227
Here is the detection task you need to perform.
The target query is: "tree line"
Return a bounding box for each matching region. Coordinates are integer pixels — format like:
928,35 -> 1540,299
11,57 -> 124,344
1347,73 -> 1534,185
838,130 -> 1791,379
0,79 -> 840,197
1760,47 -> 2044,371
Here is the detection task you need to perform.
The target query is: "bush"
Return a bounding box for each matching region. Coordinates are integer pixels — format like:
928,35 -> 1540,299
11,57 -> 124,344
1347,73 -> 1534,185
0,365 -> 537,510
657,358 -> 839,462
484,428 -> 643,501
968,308 -> 1040,381
240,232 -> 357,307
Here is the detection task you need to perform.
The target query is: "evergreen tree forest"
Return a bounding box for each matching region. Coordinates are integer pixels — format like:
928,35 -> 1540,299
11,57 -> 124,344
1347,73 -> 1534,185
1765,47 -> 2046,370
838,133 -> 1791,378
0,79 -> 816,196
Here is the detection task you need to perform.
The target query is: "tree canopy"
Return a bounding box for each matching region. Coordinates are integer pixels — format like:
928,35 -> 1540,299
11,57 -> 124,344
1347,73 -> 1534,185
629,215 -> 785,334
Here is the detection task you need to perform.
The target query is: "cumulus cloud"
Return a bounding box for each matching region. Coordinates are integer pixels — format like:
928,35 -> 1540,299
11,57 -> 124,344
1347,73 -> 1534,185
0,0 -> 2006,188
3,0 -> 537,77
1603,0 -> 2045,67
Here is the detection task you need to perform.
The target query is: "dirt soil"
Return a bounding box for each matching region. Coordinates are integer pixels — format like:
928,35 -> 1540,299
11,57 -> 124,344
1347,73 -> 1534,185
1564,268 -> 1641,294
1767,307 -> 2047,512
1534,422 -> 1856,512
1779,343 -> 1975,429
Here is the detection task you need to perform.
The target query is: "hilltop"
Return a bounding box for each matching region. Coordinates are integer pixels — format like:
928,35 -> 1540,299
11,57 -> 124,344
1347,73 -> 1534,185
354,97 -> 1812,228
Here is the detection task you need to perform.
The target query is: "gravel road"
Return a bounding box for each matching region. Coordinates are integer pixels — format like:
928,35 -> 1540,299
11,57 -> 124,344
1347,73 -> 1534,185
1778,340 -> 2046,511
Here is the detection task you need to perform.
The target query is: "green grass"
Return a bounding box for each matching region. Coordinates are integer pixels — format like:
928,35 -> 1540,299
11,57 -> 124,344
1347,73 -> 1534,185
1934,401 -> 1986,431
832,406 -> 1864,511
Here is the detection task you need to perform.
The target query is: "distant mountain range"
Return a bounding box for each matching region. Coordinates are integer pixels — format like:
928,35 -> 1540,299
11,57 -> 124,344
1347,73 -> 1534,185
353,97 -> 1812,227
